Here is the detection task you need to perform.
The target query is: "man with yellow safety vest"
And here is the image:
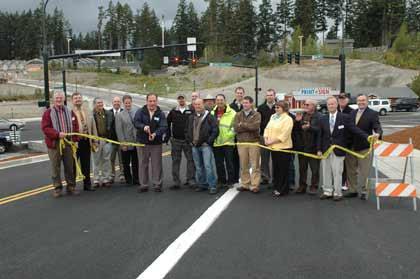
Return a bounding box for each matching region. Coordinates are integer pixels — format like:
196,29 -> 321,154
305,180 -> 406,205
211,94 -> 237,188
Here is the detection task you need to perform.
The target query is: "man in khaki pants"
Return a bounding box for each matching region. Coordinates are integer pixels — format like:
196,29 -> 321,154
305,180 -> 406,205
233,96 -> 262,193
344,94 -> 382,200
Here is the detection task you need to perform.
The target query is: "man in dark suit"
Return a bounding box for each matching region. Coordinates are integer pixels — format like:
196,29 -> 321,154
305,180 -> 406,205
344,94 -> 382,200
338,93 -> 354,191
317,96 -> 369,201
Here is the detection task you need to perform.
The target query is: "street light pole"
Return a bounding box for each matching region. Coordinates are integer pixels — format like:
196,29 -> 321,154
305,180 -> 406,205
42,0 -> 50,108
67,38 -> 72,54
340,2 -> 346,94
161,15 -> 165,48
299,35 -> 304,55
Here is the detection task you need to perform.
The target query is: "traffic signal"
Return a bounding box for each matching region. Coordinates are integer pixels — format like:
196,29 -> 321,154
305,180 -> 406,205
295,52 -> 300,65
278,53 -> 284,64
173,56 -> 179,66
287,53 -> 292,64
191,57 -> 197,67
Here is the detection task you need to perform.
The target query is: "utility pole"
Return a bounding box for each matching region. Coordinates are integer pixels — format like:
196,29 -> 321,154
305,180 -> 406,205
42,0 -> 50,108
299,35 -> 304,55
340,4 -> 346,94
161,15 -> 165,48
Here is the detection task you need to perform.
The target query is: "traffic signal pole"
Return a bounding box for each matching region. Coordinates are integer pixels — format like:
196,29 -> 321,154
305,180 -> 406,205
40,42 -> 202,108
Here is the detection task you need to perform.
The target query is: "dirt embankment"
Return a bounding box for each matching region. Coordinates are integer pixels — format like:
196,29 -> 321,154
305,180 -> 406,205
384,126 -> 420,149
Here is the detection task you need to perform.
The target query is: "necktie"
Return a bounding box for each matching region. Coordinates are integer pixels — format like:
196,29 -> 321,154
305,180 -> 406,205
330,114 -> 335,133
355,110 -> 362,125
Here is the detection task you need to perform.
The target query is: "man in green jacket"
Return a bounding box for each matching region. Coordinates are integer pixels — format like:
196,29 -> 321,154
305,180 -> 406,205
211,94 -> 236,188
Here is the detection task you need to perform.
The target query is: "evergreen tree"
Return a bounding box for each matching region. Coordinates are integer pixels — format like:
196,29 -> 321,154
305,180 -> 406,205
236,0 -> 257,57
407,0 -> 420,32
294,0 -> 316,40
274,0 -> 294,55
314,0 -> 328,43
326,0 -> 343,39
257,0 -> 275,51
97,6 -> 106,49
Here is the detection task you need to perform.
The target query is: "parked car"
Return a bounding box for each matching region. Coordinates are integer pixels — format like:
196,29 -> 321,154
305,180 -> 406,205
0,131 -> 13,153
350,98 -> 391,116
391,98 -> 419,112
0,117 -> 25,131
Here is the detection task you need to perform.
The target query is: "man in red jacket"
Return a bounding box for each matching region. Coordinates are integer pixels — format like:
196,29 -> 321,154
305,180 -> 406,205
41,91 -> 79,198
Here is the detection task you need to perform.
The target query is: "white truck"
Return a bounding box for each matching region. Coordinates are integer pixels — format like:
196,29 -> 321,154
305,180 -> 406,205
350,98 -> 391,116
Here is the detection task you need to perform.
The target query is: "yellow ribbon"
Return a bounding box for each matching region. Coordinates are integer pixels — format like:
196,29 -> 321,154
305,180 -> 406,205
59,133 -> 378,181
214,135 -> 378,160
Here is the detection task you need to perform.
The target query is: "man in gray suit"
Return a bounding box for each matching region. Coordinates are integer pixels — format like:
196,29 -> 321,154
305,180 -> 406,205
115,95 -> 139,185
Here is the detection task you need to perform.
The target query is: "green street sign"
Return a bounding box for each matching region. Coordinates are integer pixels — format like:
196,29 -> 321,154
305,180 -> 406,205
209,62 -> 232,68
312,54 -> 324,60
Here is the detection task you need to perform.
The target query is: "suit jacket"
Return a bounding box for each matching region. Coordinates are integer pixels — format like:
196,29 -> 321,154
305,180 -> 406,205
348,107 -> 383,151
115,109 -> 137,149
109,108 -> 123,141
90,109 -> 114,141
318,111 -> 368,157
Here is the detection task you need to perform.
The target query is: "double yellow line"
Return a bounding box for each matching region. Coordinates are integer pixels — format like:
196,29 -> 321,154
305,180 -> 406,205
0,151 -> 171,206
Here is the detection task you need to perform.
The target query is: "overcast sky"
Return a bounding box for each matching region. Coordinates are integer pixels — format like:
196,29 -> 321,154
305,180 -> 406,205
0,0 -> 210,33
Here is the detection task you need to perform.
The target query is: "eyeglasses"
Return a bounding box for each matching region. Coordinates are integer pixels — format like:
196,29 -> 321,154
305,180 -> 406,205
304,104 -> 309,106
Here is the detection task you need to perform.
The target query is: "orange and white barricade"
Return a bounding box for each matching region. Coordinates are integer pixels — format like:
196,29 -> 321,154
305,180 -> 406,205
374,139 -> 417,211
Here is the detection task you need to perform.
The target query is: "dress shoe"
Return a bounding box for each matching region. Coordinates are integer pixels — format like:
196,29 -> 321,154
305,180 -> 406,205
83,186 -> 96,191
137,186 -> 149,193
260,179 -> 269,185
272,190 -> 281,197
209,188 -> 218,195
295,185 -> 307,194
344,192 -> 358,198
360,193 -> 368,200
52,189 -> 63,198
237,186 -> 250,192
169,185 -> 181,190
251,188 -> 260,194
308,186 -> 318,195
320,193 -> 332,200
195,187 -> 207,192
333,196 -> 343,202
154,186 -> 162,192
66,187 -> 80,196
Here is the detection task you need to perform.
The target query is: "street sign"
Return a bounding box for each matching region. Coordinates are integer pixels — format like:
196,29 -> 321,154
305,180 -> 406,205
312,54 -> 324,60
187,37 -> 196,52
163,56 -> 169,65
209,62 -> 232,68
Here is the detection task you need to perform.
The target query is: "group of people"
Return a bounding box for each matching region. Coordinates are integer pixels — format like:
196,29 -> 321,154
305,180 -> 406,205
42,86 -> 382,201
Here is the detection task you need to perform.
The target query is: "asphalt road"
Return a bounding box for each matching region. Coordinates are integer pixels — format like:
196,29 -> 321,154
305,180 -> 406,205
379,110 -> 420,135
1,148 -> 419,279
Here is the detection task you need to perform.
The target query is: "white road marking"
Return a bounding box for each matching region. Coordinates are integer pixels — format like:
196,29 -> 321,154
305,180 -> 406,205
0,154 -> 49,170
136,188 -> 239,279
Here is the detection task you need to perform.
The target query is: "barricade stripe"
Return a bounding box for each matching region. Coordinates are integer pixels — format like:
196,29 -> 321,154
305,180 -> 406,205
379,183 -> 400,196
374,142 -> 389,155
375,183 -> 389,195
399,185 -> 417,197
380,143 -> 399,157
389,184 -> 408,197
388,144 -> 408,157
399,145 -> 414,157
